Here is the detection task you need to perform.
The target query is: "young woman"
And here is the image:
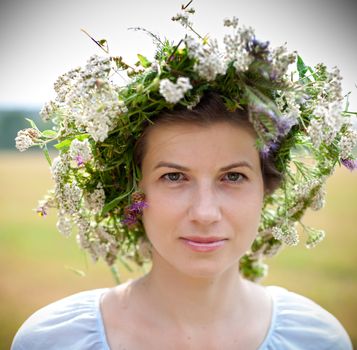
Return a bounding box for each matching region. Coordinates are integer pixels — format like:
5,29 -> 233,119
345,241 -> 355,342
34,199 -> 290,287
12,5 -> 355,349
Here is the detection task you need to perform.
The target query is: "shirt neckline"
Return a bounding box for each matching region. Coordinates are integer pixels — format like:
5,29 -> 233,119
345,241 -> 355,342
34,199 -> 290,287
95,285 -> 279,350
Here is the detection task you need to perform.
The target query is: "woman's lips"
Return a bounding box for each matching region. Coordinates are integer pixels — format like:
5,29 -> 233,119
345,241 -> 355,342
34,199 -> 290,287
180,236 -> 227,252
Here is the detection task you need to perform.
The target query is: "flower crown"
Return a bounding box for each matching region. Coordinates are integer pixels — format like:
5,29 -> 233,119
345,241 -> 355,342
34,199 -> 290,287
15,3 -> 357,281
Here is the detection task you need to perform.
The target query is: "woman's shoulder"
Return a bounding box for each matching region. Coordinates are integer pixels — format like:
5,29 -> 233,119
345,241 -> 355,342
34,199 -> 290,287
260,285 -> 353,350
11,288 -> 110,350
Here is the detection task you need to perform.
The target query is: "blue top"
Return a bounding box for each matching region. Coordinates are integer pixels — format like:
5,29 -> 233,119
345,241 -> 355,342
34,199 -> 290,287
11,286 -> 352,350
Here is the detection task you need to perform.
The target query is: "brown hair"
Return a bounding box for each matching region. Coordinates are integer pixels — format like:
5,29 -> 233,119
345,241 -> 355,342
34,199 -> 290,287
134,92 -> 282,195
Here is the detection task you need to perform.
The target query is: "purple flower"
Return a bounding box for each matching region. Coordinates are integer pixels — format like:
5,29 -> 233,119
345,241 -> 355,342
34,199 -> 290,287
36,206 -> 47,217
276,114 -> 297,137
123,197 -> 148,227
261,141 -> 279,159
341,158 -> 357,171
251,105 -> 297,140
75,155 -> 84,167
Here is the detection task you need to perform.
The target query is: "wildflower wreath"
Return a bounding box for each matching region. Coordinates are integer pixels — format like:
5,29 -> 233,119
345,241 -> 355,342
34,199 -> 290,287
16,2 -> 357,281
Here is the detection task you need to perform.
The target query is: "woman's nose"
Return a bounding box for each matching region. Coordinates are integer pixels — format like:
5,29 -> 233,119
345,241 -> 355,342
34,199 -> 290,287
187,182 -> 222,225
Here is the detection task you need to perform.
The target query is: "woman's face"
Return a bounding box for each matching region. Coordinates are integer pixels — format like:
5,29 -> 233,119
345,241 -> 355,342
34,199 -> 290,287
140,121 -> 264,278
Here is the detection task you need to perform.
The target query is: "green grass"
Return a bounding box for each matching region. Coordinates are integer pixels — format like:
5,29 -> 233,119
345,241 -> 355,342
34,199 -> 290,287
1,151 -> 356,348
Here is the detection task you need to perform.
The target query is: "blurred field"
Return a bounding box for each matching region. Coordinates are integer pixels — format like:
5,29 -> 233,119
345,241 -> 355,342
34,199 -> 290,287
1,151 -> 356,349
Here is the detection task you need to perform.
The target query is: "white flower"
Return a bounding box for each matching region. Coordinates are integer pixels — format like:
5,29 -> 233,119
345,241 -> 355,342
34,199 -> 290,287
270,44 -> 296,79
272,223 -> 299,246
56,212 -> 72,237
294,179 -> 321,200
40,100 -> 60,121
311,186 -> 326,211
224,26 -> 255,73
61,180 -> 82,215
223,16 -> 239,29
15,128 -> 40,152
308,99 -> 343,147
185,37 -> 227,81
338,129 -> 357,159
69,138 -> 93,167
84,183 -> 106,212
159,77 -> 192,103
172,11 -> 193,28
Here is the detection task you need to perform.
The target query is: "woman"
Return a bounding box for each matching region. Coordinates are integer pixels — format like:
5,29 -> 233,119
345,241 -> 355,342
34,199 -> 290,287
12,4 -> 355,349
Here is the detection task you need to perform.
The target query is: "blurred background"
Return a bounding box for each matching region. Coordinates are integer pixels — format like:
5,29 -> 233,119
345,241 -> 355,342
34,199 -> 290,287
1,0 -> 356,348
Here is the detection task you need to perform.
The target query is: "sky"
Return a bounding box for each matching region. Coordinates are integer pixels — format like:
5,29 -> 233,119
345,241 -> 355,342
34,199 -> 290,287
0,0 -> 356,109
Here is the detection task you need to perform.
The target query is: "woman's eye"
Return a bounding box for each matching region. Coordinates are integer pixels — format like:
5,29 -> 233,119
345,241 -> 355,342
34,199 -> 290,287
162,172 -> 185,182
223,172 -> 245,183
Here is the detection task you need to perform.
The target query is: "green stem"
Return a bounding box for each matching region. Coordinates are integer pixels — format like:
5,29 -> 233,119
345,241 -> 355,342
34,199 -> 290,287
110,265 -> 121,284
42,145 -> 52,166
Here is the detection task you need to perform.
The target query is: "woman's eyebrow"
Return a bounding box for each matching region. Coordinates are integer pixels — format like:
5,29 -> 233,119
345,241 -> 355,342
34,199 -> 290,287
220,162 -> 253,171
153,161 -> 253,171
153,161 -> 189,171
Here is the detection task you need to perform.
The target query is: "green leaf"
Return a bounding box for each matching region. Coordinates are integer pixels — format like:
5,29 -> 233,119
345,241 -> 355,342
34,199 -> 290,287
42,145 -> 52,166
25,118 -> 40,131
42,130 -> 57,138
54,139 -> 72,151
137,54 -> 151,68
297,56 -> 308,79
101,190 -> 132,216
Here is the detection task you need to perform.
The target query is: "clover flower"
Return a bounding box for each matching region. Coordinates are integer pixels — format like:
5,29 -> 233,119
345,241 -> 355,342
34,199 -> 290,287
159,77 -> 192,103
15,128 -> 40,152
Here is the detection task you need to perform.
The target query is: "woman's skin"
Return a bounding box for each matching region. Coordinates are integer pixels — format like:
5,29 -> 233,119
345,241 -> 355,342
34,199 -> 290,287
101,122 -> 273,350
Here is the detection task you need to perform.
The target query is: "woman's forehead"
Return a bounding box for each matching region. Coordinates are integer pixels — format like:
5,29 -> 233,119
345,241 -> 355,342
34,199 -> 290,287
143,122 -> 260,170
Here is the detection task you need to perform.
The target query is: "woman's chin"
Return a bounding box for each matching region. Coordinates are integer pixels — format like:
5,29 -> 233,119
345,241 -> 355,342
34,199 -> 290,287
171,258 -> 239,280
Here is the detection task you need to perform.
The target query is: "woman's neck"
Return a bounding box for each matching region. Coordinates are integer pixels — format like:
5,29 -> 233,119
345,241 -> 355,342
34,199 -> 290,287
136,254 -> 252,328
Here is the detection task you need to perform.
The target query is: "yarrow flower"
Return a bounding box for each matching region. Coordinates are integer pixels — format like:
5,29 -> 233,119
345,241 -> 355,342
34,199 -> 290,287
84,183 -> 106,212
223,21 -> 255,73
159,77 -> 192,103
308,100 -> 343,148
338,129 -> 357,159
15,128 -> 40,152
272,223 -> 299,246
171,6 -> 195,28
269,44 -> 296,80
185,36 -> 227,81
56,211 -> 72,237
69,138 -> 93,167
